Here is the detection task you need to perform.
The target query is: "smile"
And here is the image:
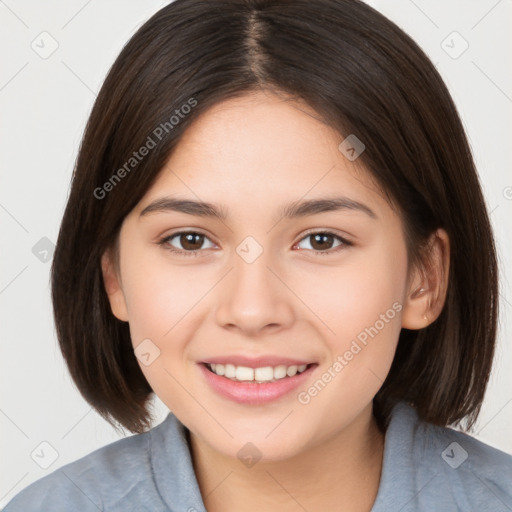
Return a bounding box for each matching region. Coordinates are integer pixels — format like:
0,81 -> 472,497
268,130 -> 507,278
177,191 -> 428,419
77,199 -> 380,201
206,362 -> 310,383
199,362 -> 318,405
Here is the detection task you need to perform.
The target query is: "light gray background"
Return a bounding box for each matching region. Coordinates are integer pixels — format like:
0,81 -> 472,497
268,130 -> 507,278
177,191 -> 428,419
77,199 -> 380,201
1,0 -> 511,507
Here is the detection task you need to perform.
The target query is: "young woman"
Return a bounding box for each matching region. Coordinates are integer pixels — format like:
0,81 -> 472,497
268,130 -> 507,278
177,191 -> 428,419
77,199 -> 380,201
5,0 -> 512,510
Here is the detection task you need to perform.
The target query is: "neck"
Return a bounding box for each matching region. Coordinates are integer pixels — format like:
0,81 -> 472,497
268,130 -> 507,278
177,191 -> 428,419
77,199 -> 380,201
188,404 -> 385,512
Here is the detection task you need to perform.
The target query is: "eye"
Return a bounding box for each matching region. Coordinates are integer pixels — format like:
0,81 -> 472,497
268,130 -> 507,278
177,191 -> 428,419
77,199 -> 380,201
294,231 -> 352,255
158,229 -> 352,257
158,231 -> 216,256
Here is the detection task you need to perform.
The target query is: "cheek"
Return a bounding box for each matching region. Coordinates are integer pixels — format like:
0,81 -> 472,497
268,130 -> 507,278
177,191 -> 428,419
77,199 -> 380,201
292,248 -> 406,433
295,239 -> 407,407
120,248 -> 211,344
118,249 -> 221,397
295,243 -> 407,344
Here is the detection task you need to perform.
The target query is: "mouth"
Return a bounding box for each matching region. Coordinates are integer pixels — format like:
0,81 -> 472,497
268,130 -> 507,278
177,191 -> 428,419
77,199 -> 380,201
202,362 -> 315,383
198,360 -> 319,405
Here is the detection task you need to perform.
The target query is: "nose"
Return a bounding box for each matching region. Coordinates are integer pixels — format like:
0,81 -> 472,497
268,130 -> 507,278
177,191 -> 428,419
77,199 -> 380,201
214,251 -> 295,337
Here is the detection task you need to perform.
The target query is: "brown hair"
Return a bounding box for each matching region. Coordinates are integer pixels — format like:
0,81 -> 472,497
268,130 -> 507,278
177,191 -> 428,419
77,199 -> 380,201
51,0 -> 498,434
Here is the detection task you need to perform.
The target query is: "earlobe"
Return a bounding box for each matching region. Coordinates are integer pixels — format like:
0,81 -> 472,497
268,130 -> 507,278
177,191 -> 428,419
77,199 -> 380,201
101,250 -> 129,322
401,229 -> 450,330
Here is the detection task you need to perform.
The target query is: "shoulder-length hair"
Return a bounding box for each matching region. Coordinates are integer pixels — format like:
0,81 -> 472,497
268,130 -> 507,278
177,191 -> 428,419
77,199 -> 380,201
51,0 -> 498,434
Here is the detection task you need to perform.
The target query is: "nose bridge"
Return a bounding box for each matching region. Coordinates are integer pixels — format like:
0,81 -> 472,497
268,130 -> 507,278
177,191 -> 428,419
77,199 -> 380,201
214,239 -> 295,334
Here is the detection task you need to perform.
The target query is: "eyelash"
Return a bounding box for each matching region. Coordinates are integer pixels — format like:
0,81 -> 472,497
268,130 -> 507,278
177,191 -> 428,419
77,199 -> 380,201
157,230 -> 353,257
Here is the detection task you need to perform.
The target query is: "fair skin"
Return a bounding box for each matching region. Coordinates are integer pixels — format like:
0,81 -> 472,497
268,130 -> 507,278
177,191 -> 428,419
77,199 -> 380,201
102,90 -> 450,512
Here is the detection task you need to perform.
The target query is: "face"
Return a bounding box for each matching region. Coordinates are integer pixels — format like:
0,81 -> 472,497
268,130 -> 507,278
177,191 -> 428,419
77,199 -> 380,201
103,90 -> 417,462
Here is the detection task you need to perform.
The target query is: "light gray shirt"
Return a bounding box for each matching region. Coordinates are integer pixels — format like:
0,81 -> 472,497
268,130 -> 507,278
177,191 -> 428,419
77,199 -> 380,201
4,402 -> 512,511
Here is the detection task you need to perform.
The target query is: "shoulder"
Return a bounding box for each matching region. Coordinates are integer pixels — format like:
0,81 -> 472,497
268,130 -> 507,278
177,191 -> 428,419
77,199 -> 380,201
3,415 -> 174,512
423,417 -> 512,507
378,402 -> 512,511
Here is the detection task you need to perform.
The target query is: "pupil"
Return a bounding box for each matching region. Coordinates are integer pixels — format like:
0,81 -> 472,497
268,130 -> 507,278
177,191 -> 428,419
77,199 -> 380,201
181,233 -> 203,250
311,233 -> 333,250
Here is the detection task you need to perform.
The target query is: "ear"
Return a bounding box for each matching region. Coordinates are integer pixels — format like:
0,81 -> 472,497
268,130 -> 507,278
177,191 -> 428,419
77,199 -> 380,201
401,228 -> 450,329
101,248 -> 129,322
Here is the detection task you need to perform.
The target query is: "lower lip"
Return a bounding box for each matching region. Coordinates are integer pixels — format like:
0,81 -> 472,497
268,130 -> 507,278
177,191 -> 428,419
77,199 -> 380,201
198,363 -> 317,405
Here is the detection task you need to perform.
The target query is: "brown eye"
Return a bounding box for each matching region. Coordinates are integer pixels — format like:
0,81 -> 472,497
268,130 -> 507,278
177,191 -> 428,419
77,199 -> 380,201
309,233 -> 336,250
160,231 -> 216,255
179,233 -> 205,250
295,231 -> 351,254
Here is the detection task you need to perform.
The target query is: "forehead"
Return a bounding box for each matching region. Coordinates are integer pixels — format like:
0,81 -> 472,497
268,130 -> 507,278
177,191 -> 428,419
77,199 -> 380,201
133,91 -> 392,222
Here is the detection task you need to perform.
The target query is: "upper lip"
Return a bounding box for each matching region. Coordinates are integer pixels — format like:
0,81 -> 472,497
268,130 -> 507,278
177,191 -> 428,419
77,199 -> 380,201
200,356 -> 316,368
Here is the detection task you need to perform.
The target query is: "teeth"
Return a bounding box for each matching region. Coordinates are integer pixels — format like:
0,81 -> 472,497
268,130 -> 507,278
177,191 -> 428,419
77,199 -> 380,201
287,365 -> 298,377
225,364 -> 236,378
274,365 -> 287,379
207,363 -> 310,382
255,366 -> 274,381
236,366 -> 254,381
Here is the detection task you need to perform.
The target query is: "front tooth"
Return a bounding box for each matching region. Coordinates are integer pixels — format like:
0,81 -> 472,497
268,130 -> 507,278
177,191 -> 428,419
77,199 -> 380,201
254,366 -> 274,381
235,366 -> 254,381
225,364 -> 236,378
273,365 -> 288,380
286,365 -> 298,377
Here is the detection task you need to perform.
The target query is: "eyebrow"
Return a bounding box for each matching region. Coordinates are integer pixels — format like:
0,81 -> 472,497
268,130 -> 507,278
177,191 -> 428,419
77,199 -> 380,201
139,195 -> 377,222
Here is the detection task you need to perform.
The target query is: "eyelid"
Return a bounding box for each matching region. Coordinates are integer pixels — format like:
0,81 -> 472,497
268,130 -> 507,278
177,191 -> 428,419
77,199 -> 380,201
297,227 -> 353,244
